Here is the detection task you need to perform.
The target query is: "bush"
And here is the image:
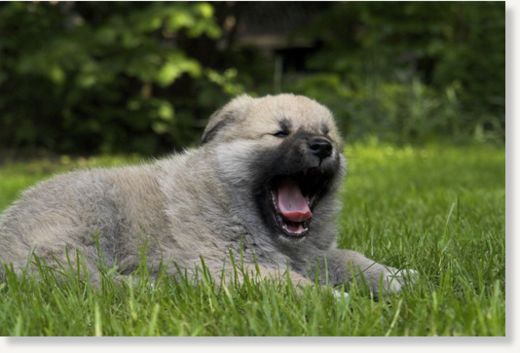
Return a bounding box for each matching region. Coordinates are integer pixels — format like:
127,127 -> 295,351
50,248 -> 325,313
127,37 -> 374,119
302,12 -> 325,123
0,2 -> 505,155
289,1 -> 504,143
0,2 -> 240,154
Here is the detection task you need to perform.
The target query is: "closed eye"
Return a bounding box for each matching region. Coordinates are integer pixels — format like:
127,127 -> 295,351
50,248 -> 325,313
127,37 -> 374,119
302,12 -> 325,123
272,130 -> 289,138
273,118 -> 291,138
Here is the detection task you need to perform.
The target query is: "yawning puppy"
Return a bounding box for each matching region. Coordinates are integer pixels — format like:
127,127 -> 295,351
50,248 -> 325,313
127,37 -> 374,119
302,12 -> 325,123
0,94 -> 415,294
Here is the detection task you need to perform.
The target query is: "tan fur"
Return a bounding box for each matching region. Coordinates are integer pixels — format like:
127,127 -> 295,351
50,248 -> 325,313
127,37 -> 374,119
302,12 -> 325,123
0,94 -> 415,294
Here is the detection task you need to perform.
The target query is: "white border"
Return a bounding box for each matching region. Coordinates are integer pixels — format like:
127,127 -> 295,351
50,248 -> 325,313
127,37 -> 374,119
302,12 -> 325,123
0,0 -> 516,352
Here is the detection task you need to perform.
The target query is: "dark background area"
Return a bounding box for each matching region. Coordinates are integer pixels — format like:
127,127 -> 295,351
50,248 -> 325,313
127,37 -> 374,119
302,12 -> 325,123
0,1 -> 505,156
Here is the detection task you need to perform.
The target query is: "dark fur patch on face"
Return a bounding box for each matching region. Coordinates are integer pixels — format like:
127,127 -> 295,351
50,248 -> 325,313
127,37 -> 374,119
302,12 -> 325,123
321,123 -> 329,135
249,130 -> 340,239
278,118 -> 292,134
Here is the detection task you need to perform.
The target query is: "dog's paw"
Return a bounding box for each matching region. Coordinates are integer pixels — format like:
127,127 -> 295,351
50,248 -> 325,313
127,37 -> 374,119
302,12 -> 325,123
383,268 -> 418,294
332,289 -> 350,301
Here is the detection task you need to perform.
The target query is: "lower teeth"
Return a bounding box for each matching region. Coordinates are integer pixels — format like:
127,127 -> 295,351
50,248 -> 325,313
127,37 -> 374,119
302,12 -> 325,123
282,222 -> 308,235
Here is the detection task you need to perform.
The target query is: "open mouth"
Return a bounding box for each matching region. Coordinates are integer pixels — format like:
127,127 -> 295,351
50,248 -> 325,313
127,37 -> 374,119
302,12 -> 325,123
269,168 -> 327,238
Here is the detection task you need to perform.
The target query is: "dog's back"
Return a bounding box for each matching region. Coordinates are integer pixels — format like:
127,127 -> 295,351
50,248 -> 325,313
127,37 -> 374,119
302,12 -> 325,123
0,162 -> 170,273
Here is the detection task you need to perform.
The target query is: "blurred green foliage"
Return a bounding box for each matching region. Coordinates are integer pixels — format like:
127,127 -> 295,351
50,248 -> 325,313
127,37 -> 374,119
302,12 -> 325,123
286,2 -> 505,143
0,2 -> 504,155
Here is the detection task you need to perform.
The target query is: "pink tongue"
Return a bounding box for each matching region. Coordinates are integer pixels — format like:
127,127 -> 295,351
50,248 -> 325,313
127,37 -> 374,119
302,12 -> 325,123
277,179 -> 312,222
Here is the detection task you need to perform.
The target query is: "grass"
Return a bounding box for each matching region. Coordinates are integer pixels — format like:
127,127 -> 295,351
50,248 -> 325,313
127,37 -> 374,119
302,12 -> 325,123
0,142 -> 505,336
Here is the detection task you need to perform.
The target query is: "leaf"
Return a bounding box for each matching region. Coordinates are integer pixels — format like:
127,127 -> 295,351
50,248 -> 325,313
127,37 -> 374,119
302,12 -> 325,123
156,54 -> 201,87
158,102 -> 174,121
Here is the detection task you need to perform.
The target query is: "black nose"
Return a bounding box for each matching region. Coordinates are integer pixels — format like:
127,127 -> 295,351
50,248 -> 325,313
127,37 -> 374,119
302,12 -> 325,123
308,137 -> 333,160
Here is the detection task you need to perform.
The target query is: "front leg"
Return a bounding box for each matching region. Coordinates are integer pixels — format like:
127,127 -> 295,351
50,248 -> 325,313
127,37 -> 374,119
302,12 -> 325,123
323,248 -> 417,295
219,263 -> 314,287
165,260 -> 314,288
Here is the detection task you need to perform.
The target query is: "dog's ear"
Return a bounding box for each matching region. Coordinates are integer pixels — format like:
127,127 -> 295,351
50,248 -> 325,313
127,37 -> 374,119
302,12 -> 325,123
201,95 -> 255,145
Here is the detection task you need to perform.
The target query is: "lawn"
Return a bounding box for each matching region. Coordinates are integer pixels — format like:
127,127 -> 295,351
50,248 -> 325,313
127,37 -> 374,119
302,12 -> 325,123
0,142 -> 505,336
